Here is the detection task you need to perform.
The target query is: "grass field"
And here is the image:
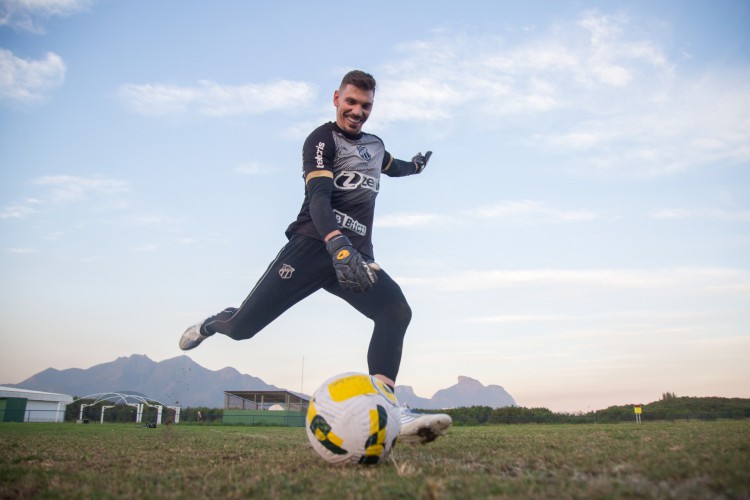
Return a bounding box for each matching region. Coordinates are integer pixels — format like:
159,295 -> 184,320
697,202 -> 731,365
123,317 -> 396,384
1,420 -> 748,499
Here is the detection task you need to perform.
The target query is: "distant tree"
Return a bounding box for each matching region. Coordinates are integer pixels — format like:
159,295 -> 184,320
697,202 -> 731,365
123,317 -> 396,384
661,392 -> 677,401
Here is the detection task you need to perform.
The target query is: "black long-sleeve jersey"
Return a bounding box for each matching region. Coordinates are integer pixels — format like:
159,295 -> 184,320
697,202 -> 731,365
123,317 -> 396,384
286,121 -> 415,259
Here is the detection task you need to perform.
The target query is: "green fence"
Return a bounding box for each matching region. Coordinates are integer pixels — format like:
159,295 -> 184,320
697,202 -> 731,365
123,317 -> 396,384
222,410 -> 306,427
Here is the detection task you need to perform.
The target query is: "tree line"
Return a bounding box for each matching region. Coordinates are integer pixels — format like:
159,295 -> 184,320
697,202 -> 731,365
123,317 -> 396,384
437,396 -> 750,425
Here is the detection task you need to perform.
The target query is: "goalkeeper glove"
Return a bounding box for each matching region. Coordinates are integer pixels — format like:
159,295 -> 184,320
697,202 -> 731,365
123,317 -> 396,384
325,234 -> 378,293
412,151 -> 432,174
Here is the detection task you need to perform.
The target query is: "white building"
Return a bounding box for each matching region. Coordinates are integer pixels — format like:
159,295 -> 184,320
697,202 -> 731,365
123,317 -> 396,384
0,386 -> 73,423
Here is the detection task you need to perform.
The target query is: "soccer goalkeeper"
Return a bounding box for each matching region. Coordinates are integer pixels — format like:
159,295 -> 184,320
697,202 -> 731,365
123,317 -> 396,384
180,70 -> 451,444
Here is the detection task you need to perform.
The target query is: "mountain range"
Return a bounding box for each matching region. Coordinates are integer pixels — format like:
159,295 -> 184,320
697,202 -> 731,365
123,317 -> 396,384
396,376 -> 516,409
3,354 -> 516,409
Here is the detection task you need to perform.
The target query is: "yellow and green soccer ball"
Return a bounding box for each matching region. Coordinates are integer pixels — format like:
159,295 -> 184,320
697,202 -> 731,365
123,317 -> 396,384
306,372 -> 401,465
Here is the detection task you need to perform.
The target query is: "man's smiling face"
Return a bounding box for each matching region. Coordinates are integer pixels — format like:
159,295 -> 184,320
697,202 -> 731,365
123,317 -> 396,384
334,84 -> 374,135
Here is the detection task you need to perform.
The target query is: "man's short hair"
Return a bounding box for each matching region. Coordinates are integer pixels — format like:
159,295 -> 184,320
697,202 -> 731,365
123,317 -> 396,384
340,70 -> 377,93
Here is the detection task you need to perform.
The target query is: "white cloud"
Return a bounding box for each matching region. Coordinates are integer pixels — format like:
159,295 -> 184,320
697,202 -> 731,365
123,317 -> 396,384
33,175 -> 129,202
466,310 -> 716,326
118,79 -> 317,117
0,204 -> 36,219
373,11 -> 670,126
124,214 -> 173,226
371,201 -> 601,230
0,176 -> 129,222
538,71 -> 750,176
44,230 -> 63,240
373,77 -> 466,123
403,267 -> 750,293
5,247 -> 37,254
0,48 -> 66,104
0,0 -> 92,32
131,243 -> 158,253
371,12 -> 747,177
470,200 -> 600,223
376,212 -> 452,228
466,314 -> 573,324
690,335 -> 750,349
576,12 -> 669,86
651,208 -> 750,222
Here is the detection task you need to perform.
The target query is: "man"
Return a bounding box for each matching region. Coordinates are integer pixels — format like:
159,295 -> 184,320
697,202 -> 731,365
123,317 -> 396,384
179,70 -> 451,444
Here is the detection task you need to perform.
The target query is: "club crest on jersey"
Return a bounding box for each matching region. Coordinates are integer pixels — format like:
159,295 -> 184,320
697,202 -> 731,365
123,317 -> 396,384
278,264 -> 295,279
357,145 -> 371,161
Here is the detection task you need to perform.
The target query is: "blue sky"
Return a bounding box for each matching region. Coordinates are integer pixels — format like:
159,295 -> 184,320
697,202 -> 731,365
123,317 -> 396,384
1,0 -> 748,412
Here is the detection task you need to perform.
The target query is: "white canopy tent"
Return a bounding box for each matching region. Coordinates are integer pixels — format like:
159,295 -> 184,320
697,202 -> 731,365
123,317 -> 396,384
73,392 -> 181,425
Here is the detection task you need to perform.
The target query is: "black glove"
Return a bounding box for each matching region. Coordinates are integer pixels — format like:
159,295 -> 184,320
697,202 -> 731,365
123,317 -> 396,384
412,151 -> 432,174
325,234 -> 378,293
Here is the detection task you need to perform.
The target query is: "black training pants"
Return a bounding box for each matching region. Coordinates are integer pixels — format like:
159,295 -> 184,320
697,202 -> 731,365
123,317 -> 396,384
204,234 -> 411,382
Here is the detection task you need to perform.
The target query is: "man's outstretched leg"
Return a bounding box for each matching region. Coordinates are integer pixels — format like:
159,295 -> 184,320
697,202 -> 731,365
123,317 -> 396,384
179,307 -> 237,351
179,235 -> 334,351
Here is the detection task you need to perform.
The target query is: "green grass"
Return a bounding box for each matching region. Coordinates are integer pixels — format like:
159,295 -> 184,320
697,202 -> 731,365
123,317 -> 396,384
1,421 -> 748,498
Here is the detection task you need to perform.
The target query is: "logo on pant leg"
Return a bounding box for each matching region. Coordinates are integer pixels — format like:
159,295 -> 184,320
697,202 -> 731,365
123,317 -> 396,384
279,264 -> 295,279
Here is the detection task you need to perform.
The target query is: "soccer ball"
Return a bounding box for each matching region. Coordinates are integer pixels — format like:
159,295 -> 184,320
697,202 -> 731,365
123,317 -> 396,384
306,372 -> 401,465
